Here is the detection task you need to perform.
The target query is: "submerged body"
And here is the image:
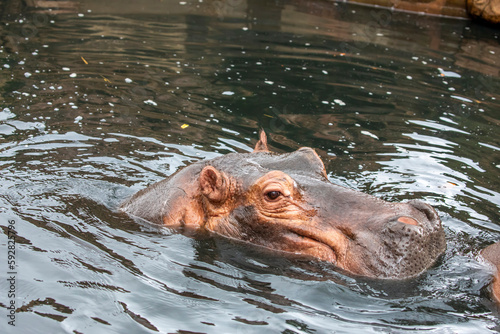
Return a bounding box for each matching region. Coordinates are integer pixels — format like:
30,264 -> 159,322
121,131 -> 446,279
482,242 -> 500,304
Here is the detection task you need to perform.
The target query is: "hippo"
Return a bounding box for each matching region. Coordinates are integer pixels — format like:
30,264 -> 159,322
482,242 -> 500,305
121,131 -> 448,280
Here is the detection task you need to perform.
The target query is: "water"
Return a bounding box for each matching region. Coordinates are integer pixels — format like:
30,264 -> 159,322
0,0 -> 499,332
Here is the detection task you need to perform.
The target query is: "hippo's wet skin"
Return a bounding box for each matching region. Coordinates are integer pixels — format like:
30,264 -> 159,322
482,242 -> 500,305
121,131 -> 447,279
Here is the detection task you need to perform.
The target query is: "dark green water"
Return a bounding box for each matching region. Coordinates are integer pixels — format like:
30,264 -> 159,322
1,0 -> 499,332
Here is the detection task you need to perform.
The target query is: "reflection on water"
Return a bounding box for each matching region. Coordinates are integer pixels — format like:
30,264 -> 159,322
1,0 -> 499,332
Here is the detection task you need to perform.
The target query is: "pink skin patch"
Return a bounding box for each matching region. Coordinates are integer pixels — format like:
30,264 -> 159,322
397,216 -> 419,226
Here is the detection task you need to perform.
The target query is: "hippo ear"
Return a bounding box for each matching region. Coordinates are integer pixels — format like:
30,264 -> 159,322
253,130 -> 269,152
199,166 -> 228,203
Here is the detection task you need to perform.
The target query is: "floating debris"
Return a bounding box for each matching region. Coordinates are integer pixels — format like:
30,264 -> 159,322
438,68 -> 461,78
100,75 -> 111,83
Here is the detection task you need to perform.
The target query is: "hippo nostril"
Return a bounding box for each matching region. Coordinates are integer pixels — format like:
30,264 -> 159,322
407,200 -> 439,224
397,216 -> 419,226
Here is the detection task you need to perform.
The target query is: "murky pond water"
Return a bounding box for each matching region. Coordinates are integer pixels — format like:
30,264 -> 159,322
1,0 -> 499,333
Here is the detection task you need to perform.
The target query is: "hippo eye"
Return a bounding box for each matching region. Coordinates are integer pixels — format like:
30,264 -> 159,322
265,191 -> 282,201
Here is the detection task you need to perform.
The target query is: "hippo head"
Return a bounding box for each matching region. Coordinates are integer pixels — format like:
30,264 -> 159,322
121,131 -> 446,279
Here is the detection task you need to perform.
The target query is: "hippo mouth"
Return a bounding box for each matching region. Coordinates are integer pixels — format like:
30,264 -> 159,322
284,231 -> 340,264
282,200 -> 445,278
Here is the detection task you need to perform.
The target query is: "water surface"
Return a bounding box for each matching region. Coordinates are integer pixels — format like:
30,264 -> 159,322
1,0 -> 499,333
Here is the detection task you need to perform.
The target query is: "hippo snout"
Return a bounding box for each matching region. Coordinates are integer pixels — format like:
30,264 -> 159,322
366,201 -> 446,279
